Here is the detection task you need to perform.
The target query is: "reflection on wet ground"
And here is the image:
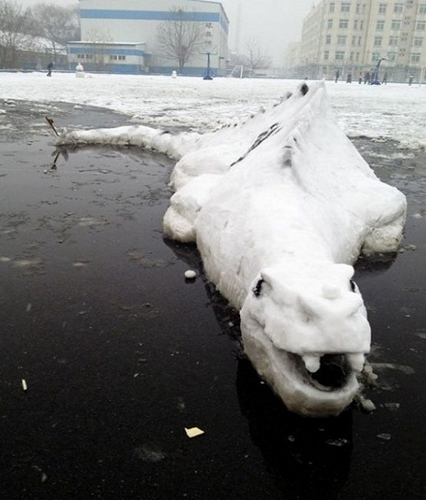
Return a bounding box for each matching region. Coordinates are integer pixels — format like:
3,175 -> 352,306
0,101 -> 425,499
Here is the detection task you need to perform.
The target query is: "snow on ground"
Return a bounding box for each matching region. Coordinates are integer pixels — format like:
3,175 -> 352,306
0,71 -> 425,148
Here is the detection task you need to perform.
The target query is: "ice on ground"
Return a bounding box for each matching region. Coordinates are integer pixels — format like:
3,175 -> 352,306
56,80 -> 406,417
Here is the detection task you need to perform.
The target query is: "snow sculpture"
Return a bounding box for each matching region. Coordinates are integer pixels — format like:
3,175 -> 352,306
56,81 -> 407,416
76,62 -> 85,78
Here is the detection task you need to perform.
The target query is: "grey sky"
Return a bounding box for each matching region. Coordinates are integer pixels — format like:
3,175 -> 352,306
221,0 -> 314,62
19,0 -> 315,64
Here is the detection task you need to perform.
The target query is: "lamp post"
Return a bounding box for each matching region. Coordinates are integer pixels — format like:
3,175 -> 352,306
203,51 -> 213,80
372,57 -> 385,85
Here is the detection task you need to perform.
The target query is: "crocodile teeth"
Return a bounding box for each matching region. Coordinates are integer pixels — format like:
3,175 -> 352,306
347,353 -> 365,372
302,354 -> 321,373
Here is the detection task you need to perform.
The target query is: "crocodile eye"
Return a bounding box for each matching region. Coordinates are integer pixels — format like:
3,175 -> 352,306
253,279 -> 264,297
350,280 -> 357,292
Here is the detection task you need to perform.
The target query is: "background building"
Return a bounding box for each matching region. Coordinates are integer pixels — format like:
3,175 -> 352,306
68,0 -> 229,75
298,0 -> 426,83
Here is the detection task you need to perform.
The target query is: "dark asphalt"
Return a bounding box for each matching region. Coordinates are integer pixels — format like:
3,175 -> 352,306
0,99 -> 425,500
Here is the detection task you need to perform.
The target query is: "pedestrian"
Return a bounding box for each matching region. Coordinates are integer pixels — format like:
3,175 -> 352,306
335,69 -> 340,83
364,71 -> 370,84
46,62 -> 53,77
409,74 -> 414,86
346,72 -> 352,83
358,72 -> 363,84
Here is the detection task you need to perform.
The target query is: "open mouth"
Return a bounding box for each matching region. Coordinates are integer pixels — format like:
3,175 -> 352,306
291,352 -> 364,392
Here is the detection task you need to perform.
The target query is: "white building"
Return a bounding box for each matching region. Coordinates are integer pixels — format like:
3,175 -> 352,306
68,0 -> 229,75
298,0 -> 426,83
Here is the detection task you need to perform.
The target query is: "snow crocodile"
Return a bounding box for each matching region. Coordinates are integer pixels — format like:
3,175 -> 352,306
57,81 -> 407,417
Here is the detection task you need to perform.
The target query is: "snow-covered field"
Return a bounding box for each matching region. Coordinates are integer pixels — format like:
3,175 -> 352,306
0,71 -> 425,148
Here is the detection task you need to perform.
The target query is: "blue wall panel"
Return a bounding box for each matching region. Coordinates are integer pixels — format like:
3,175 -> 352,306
81,9 -> 220,22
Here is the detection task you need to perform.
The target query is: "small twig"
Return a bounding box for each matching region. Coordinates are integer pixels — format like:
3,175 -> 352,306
45,116 -> 59,137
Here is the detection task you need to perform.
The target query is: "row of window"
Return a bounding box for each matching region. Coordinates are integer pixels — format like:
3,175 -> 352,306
327,19 -> 426,30
329,2 -> 426,15
375,36 -> 424,46
76,54 -> 127,61
324,50 -> 422,63
325,34 -> 424,46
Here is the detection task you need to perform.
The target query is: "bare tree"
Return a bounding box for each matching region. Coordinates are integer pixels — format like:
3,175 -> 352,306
0,0 -> 32,68
156,6 -> 205,73
29,3 -> 80,64
243,39 -> 272,77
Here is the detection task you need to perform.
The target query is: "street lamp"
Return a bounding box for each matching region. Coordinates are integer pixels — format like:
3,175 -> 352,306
203,51 -> 213,80
371,57 -> 386,85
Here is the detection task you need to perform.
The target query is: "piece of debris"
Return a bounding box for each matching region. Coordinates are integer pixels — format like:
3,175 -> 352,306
21,379 -> 28,391
185,427 -> 204,438
184,270 -> 196,280
377,433 -> 391,441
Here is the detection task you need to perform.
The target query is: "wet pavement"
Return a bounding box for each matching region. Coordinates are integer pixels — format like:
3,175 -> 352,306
0,100 -> 425,500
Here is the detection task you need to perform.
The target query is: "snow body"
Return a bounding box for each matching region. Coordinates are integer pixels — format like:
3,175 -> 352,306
57,81 -> 407,417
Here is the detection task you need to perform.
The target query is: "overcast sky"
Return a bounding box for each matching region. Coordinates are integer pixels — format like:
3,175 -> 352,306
19,0 -> 315,64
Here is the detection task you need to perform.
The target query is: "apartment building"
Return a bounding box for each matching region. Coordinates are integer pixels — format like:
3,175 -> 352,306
298,0 -> 426,82
68,0 -> 229,75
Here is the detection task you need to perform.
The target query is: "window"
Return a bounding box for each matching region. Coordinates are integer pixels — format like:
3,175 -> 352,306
413,37 -> 424,46
416,21 -> 426,30
356,3 -> 360,13
341,2 -> 350,12
372,52 -> 381,61
335,51 -> 345,60
326,35 -> 331,44
360,20 -> 364,29
389,36 -> 399,45
354,20 -> 358,29
356,52 -> 360,61
109,55 -> 127,61
376,20 -> 385,30
378,3 -> 387,14
327,19 -> 333,29
352,35 -> 357,45
374,36 -> 383,46
394,3 -> 404,13
339,19 -> 349,28
349,52 -> 354,61
337,35 -> 347,45
419,4 -> 426,14
358,36 -> 362,45
324,51 -> 330,60
387,52 -> 396,61
330,2 -> 335,12
411,52 -> 421,62
391,20 -> 401,30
